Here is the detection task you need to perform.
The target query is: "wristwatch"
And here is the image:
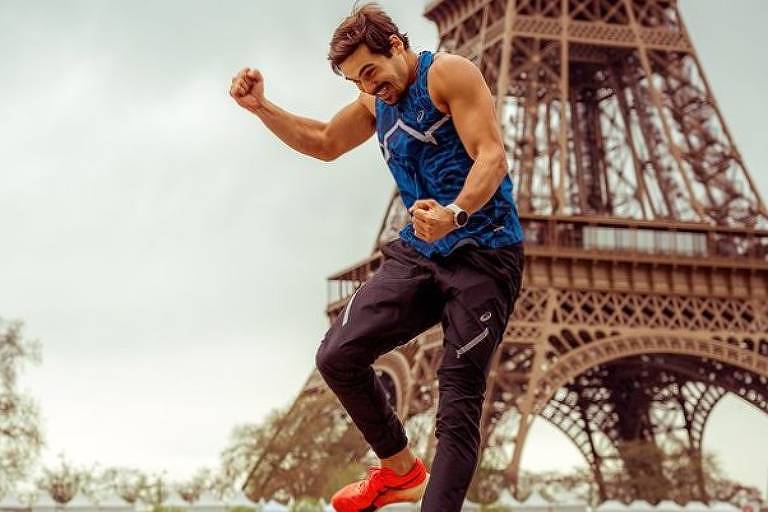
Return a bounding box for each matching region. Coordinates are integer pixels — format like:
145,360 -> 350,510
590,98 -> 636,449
446,203 -> 469,228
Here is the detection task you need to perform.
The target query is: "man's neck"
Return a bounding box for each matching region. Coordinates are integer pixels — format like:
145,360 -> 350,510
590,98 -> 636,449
405,50 -> 419,86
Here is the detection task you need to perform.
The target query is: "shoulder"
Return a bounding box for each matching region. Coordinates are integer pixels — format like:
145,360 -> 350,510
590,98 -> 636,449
357,92 -> 376,117
429,53 -> 480,87
427,53 -> 485,110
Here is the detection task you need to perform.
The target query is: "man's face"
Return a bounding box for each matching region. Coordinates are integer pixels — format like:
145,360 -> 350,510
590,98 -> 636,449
338,37 -> 411,105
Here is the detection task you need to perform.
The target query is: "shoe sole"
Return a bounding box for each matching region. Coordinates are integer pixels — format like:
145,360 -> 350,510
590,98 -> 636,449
370,472 -> 430,510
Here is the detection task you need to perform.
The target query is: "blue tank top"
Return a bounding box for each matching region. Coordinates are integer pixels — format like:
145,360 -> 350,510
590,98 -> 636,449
375,51 -> 525,258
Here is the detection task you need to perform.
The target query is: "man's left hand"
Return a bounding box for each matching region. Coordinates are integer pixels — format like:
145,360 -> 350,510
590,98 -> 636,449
409,199 -> 456,243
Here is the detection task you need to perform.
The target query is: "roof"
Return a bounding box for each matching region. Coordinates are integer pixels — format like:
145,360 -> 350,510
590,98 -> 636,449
685,501 -> 710,512
523,490 -> 551,507
597,500 -> 629,512
223,493 -> 257,508
657,500 -> 684,511
261,501 -> 287,512
0,494 -> 30,509
495,488 -> 522,506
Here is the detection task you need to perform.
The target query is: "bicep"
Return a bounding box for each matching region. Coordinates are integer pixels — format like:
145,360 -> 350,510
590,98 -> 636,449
436,58 -> 504,160
323,94 -> 376,160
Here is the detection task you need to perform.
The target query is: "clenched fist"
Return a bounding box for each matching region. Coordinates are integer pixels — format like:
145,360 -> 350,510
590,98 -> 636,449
229,67 -> 265,111
409,199 -> 456,243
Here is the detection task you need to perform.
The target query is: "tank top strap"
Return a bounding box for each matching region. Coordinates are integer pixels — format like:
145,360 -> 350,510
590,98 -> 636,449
417,51 -> 433,88
413,51 -> 434,107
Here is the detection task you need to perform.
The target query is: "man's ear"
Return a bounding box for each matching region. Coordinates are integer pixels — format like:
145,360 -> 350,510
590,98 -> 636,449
389,34 -> 404,53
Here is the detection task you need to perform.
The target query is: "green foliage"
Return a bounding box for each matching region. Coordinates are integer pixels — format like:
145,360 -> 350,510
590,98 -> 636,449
110,467 -> 147,504
175,468 -> 211,504
229,506 -> 261,512
36,455 -> 89,505
479,506 -> 512,512
140,472 -> 170,506
151,507 -> 186,512
0,319 -> 43,496
289,497 -> 323,512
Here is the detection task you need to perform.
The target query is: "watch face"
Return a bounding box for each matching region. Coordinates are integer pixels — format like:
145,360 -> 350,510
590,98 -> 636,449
456,210 -> 469,227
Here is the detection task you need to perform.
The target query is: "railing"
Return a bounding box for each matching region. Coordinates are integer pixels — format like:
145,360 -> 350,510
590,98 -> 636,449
326,252 -> 383,314
326,214 -> 768,311
523,214 -> 768,259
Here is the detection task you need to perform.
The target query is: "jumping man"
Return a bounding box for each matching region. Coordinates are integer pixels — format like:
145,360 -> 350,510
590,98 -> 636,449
230,4 -> 525,511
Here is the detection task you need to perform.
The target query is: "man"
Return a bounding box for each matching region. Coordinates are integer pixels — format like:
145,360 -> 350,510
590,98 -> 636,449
230,3 -> 524,511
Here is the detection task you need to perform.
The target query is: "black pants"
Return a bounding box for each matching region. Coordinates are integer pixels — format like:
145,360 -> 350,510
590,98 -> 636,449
315,238 -> 524,512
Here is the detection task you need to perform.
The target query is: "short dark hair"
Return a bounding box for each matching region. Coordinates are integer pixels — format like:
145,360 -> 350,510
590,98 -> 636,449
328,2 -> 410,75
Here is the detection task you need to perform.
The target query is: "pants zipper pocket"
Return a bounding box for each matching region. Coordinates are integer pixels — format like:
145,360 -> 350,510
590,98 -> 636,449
456,327 -> 490,358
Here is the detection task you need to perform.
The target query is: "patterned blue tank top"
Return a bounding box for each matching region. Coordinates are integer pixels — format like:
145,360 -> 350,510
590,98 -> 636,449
375,50 -> 525,258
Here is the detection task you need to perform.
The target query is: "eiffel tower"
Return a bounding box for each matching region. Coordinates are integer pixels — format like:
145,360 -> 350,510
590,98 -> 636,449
243,0 -> 768,503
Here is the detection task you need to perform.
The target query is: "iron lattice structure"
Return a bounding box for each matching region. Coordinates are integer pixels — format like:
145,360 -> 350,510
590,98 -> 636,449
244,0 -> 768,502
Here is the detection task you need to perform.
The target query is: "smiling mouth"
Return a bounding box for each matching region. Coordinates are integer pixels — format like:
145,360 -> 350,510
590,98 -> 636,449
375,83 -> 390,100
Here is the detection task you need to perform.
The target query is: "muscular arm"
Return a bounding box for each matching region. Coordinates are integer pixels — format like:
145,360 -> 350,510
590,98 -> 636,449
430,54 -> 508,215
250,94 -> 375,162
230,68 -> 376,162
409,54 -> 509,242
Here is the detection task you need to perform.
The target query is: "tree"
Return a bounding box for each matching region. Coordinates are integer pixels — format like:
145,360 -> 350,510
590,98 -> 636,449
221,390 -> 369,503
175,468 -> 211,504
220,409 -> 283,490
208,469 -> 236,501
36,455 -> 86,505
139,472 -> 170,511
139,472 -> 170,510
288,498 -> 323,512
0,319 -> 44,496
110,467 -> 147,505
77,466 -> 144,505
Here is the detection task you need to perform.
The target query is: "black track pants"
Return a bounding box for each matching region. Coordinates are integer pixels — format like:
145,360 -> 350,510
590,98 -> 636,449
315,238 -> 524,512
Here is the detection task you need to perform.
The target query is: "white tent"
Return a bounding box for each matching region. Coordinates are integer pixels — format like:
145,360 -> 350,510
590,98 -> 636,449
378,503 -> 417,511
62,494 -> 94,512
31,492 -> 61,512
550,491 -> 588,512
379,498 -> 479,511
628,500 -> 655,511
495,488 -> 523,509
657,501 -> 684,512
262,500 -> 287,512
519,491 -> 552,512
597,500 -> 629,512
0,495 -> 30,511
163,494 -> 188,510
225,493 -> 258,510
684,502 -> 709,512
193,493 -> 226,512
94,493 -> 133,512
711,502 -> 739,512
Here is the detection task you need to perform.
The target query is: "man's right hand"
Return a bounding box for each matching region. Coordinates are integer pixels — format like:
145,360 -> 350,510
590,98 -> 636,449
230,67 -> 265,111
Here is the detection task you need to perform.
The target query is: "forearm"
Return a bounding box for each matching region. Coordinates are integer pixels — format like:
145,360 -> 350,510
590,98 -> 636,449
453,150 -> 508,215
248,98 -> 330,160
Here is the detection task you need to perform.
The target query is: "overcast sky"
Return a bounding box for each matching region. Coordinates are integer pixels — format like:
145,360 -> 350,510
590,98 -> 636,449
1,0 -> 767,498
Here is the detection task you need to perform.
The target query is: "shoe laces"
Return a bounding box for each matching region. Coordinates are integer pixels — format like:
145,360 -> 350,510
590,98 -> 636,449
364,466 -> 386,489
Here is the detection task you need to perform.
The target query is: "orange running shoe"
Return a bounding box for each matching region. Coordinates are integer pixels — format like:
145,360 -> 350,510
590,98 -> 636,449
330,457 -> 429,512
